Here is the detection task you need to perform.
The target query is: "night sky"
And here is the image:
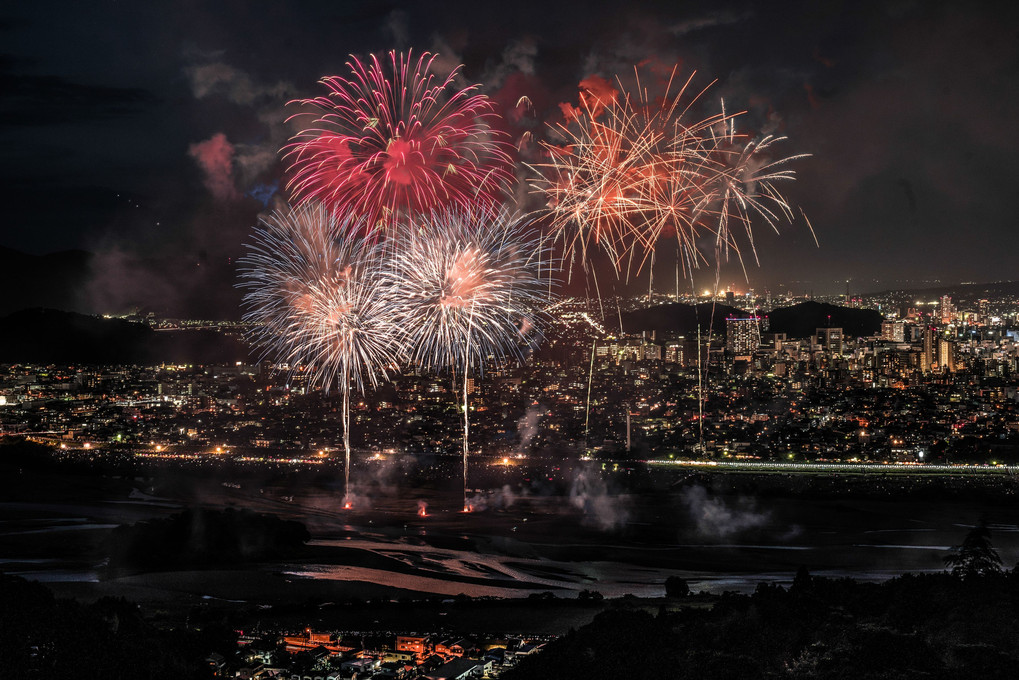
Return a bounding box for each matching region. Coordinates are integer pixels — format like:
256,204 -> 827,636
2,0 -> 1017,315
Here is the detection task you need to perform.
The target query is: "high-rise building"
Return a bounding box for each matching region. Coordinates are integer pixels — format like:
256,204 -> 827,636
665,342 -> 684,364
937,338 -> 956,372
978,299 -> 990,324
881,321 -> 905,342
816,327 -> 844,355
921,326 -> 935,374
940,295 -> 954,324
726,317 -> 760,356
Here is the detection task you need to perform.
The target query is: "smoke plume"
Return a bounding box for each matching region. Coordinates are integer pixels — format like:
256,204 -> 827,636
188,133 -> 240,202
467,484 -> 519,512
680,485 -> 770,538
517,405 -> 541,451
569,468 -> 629,531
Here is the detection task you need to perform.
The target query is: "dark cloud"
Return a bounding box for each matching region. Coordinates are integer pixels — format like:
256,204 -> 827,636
0,66 -> 157,126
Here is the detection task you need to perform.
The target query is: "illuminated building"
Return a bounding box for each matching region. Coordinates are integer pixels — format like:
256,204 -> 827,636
940,295 -> 954,324
815,327 -> 844,355
937,338 -> 956,373
396,636 -> 430,656
921,326 -> 935,374
881,321 -> 905,342
665,342 -> 684,364
726,317 -> 760,356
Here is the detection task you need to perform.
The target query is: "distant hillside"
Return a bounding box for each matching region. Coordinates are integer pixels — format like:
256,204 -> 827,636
620,302 -> 746,335
873,280 -> 1019,301
764,301 -> 883,339
0,246 -> 243,319
0,309 -> 252,364
620,300 -> 883,339
0,247 -> 93,315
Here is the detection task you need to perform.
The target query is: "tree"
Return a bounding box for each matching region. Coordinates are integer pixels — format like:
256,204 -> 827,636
944,523 -> 1003,578
664,576 -> 690,598
791,565 -> 813,593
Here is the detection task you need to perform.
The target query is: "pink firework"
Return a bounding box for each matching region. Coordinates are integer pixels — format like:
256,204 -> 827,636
285,51 -> 514,233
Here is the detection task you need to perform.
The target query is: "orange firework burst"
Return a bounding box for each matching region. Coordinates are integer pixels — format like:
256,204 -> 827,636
530,65 -> 809,280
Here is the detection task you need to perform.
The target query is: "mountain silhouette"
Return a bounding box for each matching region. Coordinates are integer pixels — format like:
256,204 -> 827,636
0,309 -> 252,364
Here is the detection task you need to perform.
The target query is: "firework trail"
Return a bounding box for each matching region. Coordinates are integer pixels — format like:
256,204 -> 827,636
384,206 -> 550,508
237,204 -> 405,505
285,50 -> 514,235
696,120 -> 812,276
529,65 -> 808,283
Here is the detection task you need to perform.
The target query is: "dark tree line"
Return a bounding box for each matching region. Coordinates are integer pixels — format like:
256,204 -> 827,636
508,530 -> 1019,680
0,573 -> 236,679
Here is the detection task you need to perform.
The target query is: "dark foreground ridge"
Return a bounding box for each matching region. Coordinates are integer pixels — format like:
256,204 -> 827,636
0,573 -> 237,679
505,568 -> 1019,680
4,565 -> 1019,679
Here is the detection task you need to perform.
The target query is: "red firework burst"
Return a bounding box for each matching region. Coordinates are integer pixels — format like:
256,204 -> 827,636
285,51 -> 514,233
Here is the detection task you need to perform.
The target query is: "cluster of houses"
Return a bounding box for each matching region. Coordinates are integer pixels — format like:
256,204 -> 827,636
211,629 -> 548,680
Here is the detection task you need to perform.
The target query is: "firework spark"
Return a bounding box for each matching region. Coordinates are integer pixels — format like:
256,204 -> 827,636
285,50 -> 514,234
237,204 -> 405,504
530,65 -> 808,281
384,206 -> 549,507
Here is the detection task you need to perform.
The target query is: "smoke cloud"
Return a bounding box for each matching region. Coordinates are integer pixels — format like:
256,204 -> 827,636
184,58 -> 298,201
484,38 -> 538,91
185,61 -> 291,107
83,247 -> 178,314
383,9 -> 409,49
569,468 -> 629,531
467,484 -> 519,512
517,405 -> 541,451
680,485 -> 770,538
188,133 -> 240,202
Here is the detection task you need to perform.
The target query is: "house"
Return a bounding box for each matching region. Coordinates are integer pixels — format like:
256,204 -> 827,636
205,652 -> 226,676
420,654 -> 447,673
383,649 -> 416,664
340,658 -> 377,677
377,660 -> 414,679
422,658 -> 487,680
434,638 -> 467,657
395,635 -> 430,656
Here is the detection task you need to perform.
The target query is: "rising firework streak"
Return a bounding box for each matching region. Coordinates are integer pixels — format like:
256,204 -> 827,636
383,206 -> 552,508
237,203 -> 405,506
